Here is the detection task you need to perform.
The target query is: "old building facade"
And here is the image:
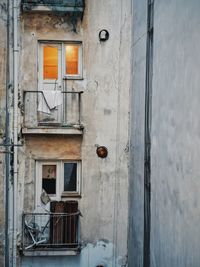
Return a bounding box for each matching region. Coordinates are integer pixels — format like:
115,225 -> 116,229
3,1 -> 200,267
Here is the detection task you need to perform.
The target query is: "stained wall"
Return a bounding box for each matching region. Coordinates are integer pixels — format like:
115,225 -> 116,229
18,0 -> 132,266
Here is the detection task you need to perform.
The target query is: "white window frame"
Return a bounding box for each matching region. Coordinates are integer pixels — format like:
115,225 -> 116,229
38,41 -> 83,83
61,161 -> 81,196
35,161 -> 61,207
35,160 -> 81,207
39,43 -> 62,83
63,42 -> 83,80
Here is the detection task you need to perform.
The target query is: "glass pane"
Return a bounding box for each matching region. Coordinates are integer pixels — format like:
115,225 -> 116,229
66,45 -> 79,75
64,163 -> 77,191
43,46 -> 58,79
42,165 -> 56,194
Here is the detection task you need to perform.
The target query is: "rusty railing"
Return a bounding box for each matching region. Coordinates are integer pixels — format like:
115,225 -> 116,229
23,90 -> 83,128
22,211 -> 80,251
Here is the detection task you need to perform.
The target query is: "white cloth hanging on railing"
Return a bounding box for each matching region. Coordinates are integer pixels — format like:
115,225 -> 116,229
38,90 -> 63,114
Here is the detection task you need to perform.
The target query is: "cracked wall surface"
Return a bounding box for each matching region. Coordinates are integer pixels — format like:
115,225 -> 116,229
17,0 -> 132,266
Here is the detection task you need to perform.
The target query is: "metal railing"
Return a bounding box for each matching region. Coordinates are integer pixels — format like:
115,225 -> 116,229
21,0 -> 85,11
21,0 -> 84,6
22,0 -> 63,4
23,90 -> 83,128
22,212 -> 80,250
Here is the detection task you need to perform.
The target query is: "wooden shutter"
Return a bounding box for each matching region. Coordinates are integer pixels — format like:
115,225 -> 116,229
50,201 -> 65,245
64,201 -> 78,247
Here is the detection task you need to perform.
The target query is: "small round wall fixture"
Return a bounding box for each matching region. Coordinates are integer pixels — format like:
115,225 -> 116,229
99,29 -> 109,42
96,146 -> 108,158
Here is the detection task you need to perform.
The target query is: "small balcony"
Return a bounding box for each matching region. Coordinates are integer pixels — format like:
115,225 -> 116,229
22,211 -> 81,256
21,0 -> 85,15
22,90 -> 83,135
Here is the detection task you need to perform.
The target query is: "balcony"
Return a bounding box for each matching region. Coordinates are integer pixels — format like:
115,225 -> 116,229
22,211 -> 81,256
22,90 -> 83,135
21,0 -> 85,15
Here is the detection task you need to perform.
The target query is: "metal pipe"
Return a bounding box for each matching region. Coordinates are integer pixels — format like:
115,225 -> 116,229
143,1 -> 154,267
23,90 -> 83,94
13,0 -> 19,266
5,0 -> 11,265
78,93 -> 81,125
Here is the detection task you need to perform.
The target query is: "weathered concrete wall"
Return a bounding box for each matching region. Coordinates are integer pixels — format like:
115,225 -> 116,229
0,1 -> 7,266
129,0 -> 200,266
19,135 -> 82,212
18,0 -> 131,266
128,0 -> 147,266
151,1 -> 200,266
25,135 -> 82,160
22,241 -> 121,267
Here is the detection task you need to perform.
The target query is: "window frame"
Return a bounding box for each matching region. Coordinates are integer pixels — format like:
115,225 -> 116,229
38,41 -> 83,83
61,161 -> 81,197
35,160 -> 81,207
36,161 -> 61,207
39,43 -> 62,85
63,42 -> 83,80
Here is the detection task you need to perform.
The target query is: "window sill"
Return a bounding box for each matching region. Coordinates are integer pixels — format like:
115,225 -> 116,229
22,126 -> 83,135
61,193 -> 81,198
63,76 -> 84,80
22,248 -> 80,257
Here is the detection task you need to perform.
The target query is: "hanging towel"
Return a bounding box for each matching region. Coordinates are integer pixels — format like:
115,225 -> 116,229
38,91 -> 63,114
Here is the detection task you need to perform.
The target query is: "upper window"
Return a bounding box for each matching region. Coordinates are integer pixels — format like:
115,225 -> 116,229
65,45 -> 80,76
43,46 -> 58,80
41,42 -> 82,81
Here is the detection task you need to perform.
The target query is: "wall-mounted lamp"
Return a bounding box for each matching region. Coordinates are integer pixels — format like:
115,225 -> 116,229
96,146 -> 108,158
99,29 -> 109,42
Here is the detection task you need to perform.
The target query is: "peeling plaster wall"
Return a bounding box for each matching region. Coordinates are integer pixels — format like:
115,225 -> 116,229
0,1 -> 7,265
25,135 -> 82,160
18,0 -> 131,266
18,135 -> 82,212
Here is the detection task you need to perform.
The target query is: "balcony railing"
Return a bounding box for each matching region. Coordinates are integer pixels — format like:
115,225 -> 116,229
23,90 -> 83,128
22,212 -> 80,251
21,0 -> 85,14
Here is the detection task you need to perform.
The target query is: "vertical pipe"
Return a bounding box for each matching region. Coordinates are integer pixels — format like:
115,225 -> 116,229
78,93 -> 81,125
5,0 -> 10,265
143,0 -> 154,267
13,0 -> 19,266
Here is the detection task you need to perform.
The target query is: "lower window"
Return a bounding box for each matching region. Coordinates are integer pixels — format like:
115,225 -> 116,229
36,160 -> 81,207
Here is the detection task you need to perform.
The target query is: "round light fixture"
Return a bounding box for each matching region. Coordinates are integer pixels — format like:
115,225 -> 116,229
96,146 -> 108,158
99,29 -> 109,42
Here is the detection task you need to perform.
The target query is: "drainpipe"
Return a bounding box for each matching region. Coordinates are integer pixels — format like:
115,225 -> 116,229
5,0 -> 10,266
143,1 -> 154,267
13,0 -> 19,266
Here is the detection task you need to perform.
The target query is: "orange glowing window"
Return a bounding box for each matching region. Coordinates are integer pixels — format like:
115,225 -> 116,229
43,46 -> 58,80
65,45 -> 79,75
